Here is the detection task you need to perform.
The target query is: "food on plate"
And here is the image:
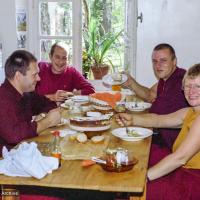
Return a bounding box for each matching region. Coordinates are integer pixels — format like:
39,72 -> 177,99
76,133 -> 88,143
127,129 -> 141,137
125,101 -> 152,112
70,116 -> 111,128
111,73 -> 122,83
102,73 -> 128,86
115,102 -> 126,113
90,92 -> 122,108
91,135 -> 105,143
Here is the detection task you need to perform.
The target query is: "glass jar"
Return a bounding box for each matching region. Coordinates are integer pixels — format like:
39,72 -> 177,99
69,103 -> 83,117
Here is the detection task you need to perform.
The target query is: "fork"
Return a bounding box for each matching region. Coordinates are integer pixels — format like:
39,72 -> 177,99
135,100 -> 138,107
119,115 -> 129,134
125,126 -> 129,135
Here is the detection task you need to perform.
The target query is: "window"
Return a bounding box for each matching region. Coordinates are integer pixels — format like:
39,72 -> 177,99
28,0 -> 137,77
28,0 -> 82,70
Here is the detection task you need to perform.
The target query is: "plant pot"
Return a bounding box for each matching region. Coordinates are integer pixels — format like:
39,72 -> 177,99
91,64 -> 109,80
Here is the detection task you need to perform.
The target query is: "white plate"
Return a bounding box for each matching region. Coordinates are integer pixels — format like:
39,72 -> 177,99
102,73 -> 128,86
69,124 -> 111,132
60,99 -> 74,109
112,127 -> 153,141
125,102 -> 151,112
86,111 -> 102,117
70,95 -> 89,103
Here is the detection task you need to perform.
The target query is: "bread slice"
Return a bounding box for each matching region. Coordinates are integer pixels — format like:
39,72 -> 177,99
76,133 -> 88,143
91,135 -> 105,144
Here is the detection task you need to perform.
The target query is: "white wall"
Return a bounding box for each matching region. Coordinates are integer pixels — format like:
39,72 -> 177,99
0,0 -> 17,83
137,0 -> 200,87
1,0 -> 200,86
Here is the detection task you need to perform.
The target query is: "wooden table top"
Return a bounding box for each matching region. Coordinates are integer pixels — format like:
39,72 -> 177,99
0,109 -> 151,194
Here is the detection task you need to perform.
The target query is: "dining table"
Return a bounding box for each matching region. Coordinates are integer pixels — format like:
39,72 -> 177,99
0,96 -> 151,200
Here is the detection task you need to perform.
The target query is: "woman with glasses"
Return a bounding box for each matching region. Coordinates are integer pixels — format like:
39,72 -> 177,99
116,63 -> 200,200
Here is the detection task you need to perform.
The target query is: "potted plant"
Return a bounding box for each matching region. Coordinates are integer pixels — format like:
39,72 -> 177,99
83,18 -> 122,79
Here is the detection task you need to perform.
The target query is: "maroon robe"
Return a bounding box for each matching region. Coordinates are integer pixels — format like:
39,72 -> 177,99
149,67 -> 189,149
147,144 -> 200,200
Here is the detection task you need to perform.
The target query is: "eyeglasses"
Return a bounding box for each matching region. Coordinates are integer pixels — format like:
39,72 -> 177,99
182,84 -> 200,92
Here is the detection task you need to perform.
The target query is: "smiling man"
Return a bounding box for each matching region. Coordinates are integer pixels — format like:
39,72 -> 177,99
36,42 -> 95,102
123,43 -> 189,149
0,50 -> 61,154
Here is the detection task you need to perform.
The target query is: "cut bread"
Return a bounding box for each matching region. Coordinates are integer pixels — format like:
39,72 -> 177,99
76,133 -> 88,143
91,135 -> 105,143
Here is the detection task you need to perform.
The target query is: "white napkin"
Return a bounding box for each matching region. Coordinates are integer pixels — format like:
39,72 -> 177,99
0,142 -> 59,179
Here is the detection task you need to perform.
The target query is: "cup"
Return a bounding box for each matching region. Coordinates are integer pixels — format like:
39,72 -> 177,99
111,73 -> 122,91
68,103 -> 83,118
112,84 -> 121,91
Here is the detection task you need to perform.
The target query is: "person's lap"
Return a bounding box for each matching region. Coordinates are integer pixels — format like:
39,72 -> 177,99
147,144 -> 200,200
147,168 -> 200,200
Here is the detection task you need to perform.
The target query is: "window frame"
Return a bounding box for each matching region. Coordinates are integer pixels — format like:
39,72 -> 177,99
28,0 -> 82,72
27,0 -> 137,77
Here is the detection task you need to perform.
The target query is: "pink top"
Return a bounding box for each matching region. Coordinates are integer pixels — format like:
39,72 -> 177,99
36,62 -> 95,95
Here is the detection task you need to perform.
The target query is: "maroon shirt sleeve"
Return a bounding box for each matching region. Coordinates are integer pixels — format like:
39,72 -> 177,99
0,92 -> 56,146
0,102 -> 38,145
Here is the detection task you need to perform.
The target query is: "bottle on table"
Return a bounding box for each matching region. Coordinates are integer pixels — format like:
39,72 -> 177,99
51,130 -> 62,167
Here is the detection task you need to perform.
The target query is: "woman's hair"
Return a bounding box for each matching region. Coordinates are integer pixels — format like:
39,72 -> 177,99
153,43 -> 176,60
5,50 -> 37,79
185,63 -> 200,78
182,63 -> 200,86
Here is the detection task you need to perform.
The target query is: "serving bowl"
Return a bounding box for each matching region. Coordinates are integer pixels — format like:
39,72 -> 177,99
99,148 -> 138,172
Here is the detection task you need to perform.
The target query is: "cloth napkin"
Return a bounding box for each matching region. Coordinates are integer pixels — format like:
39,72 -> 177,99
90,92 -> 122,108
0,142 -> 58,179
